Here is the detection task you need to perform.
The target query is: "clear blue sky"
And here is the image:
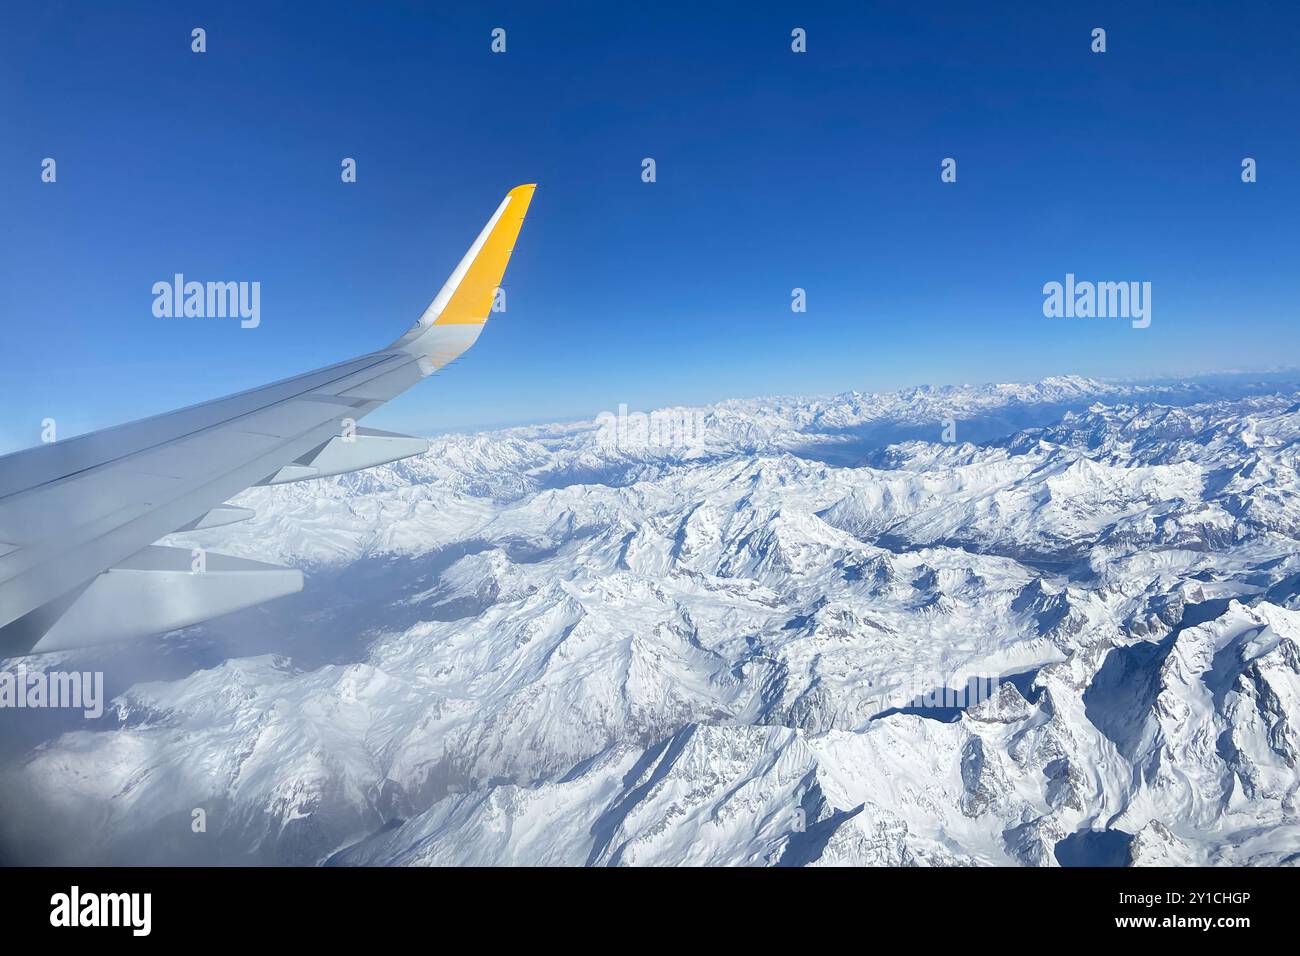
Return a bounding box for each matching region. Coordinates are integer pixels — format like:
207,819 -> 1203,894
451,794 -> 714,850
1,1 -> 1297,450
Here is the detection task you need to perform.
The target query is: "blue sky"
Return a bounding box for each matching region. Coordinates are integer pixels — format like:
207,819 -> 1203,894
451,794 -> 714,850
1,1 -> 1298,450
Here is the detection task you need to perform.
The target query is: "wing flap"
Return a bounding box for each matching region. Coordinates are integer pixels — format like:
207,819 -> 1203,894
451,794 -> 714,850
1,546 -> 304,656
262,428 -> 430,485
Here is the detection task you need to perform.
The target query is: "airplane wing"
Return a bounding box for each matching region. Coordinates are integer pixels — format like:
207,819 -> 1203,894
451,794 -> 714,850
0,184 -> 536,656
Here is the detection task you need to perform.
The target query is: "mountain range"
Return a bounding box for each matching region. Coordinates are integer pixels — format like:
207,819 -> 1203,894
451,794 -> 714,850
3,372 -> 1300,867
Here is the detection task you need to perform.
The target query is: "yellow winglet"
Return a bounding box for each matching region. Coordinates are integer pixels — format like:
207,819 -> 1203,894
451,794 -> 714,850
433,184 -> 536,326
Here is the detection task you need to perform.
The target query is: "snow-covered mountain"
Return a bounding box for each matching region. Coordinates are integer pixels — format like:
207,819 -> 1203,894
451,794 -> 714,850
4,373 -> 1300,867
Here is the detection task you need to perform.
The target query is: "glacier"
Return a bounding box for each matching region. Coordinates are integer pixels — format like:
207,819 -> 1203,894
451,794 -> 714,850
2,373 -> 1300,867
